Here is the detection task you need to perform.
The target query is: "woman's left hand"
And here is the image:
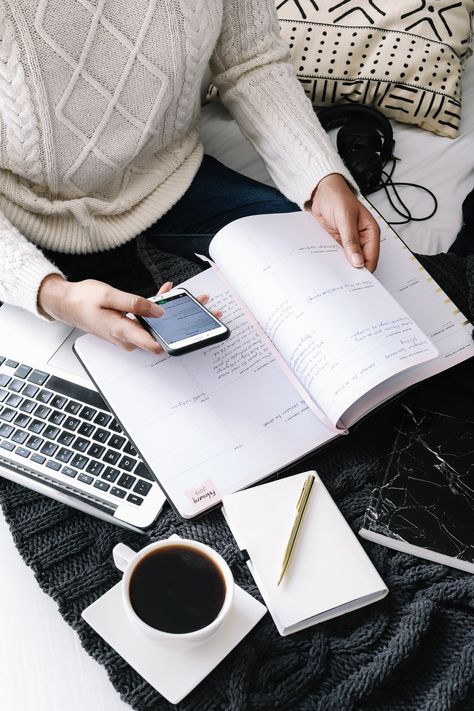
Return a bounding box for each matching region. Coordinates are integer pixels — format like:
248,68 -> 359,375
310,173 -> 380,272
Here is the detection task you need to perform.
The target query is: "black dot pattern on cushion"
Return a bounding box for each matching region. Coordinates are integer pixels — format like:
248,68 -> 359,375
276,1 -> 474,138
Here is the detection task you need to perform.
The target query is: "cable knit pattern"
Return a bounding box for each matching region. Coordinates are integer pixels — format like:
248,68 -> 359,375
0,1 -> 352,317
0,2 -> 43,184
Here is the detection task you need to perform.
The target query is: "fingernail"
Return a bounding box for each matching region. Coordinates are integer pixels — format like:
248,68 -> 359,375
351,253 -> 364,268
165,281 -> 173,289
151,303 -> 164,316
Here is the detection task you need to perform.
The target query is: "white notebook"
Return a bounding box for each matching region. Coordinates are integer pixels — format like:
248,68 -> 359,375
222,471 -> 388,636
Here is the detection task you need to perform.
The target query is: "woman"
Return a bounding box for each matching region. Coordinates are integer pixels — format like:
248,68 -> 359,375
0,1 -> 379,354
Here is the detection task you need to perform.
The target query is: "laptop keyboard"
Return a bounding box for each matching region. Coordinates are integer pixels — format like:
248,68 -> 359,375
0,357 -> 155,507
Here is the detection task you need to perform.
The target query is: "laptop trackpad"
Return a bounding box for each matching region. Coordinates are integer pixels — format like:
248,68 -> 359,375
48,329 -> 88,378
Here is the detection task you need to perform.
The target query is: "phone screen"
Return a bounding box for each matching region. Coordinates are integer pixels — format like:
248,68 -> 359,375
144,292 -> 221,345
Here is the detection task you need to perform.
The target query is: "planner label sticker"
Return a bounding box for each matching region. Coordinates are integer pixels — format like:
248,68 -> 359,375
186,479 -> 221,512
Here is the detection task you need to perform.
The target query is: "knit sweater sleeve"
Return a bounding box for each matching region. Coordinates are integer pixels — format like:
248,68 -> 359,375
0,211 -> 63,318
210,0 -> 357,208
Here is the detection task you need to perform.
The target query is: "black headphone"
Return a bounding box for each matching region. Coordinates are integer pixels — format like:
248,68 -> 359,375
317,105 -> 395,195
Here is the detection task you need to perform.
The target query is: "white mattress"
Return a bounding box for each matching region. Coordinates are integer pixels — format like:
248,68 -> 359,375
201,53 -> 474,256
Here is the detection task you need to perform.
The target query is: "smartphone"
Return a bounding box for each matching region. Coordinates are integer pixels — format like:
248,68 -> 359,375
137,287 -> 230,355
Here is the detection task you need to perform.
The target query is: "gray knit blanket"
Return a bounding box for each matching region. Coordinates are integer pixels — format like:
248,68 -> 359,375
1,248 -> 473,711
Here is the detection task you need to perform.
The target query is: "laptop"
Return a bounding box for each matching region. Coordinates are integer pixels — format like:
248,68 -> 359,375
0,303 -> 166,531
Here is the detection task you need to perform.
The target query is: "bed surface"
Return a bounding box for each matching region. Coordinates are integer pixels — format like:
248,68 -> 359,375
201,53 -> 474,257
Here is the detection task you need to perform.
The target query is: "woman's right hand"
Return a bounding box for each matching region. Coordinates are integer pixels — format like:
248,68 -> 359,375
38,275 -> 168,354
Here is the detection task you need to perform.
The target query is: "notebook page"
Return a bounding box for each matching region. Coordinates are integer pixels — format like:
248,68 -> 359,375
222,472 -> 387,633
74,269 -> 335,519
209,212 -> 437,427
341,204 -> 474,425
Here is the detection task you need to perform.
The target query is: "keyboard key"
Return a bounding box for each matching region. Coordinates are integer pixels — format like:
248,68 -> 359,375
26,435 -> 44,451
0,440 -> 14,451
94,479 -> 110,492
109,418 -> 121,432
124,441 -> 137,456
65,401 -> 81,415
28,419 -> 45,434
51,395 -> 66,409
6,394 -> 22,407
0,424 -> 14,438
0,356 -> 4,365
93,428 -> 110,444
0,408 -> 16,422
41,441 -> 58,457
86,460 -> 104,477
87,443 -> 105,459
46,459 -> 61,471
79,406 -> 97,421
0,389 -> 8,403
78,473 -> 93,485
117,473 -> 136,490
23,384 -> 39,398
14,364 -> 32,379
72,437 -> 89,453
118,455 -> 137,472
94,411 -> 111,427
134,461 -> 154,481
109,434 -> 126,450
62,466 -> 77,478
64,416 -> 80,431
36,390 -> 53,404
31,453 -> 46,465
12,430 -> 28,445
134,480 -> 152,497
28,370 -> 49,386
102,466 -> 119,483
103,449 -> 120,465
55,447 -> 73,463
15,447 -> 30,458
126,494 -> 143,506
71,454 -> 88,470
43,425 -> 60,440
57,431 -> 74,446
0,374 -> 11,387
78,422 -> 95,437
35,405 -> 52,419
110,487 -> 126,499
8,379 -> 24,393
5,359 -> 18,368
49,410 -> 65,425
13,413 -> 31,428
20,399 -> 36,414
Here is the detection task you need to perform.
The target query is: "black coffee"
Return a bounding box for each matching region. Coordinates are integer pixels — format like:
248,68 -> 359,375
129,545 -> 227,634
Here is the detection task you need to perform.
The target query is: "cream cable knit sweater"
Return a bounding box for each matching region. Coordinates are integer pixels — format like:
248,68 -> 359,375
0,0 -> 354,317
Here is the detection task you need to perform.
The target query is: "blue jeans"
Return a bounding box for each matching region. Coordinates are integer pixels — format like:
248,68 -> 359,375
46,156 -> 299,294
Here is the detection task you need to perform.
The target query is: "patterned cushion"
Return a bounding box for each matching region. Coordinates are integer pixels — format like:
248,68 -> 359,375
276,1 -> 474,137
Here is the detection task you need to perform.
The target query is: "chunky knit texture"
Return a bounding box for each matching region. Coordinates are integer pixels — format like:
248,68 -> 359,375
0,0 -> 353,317
1,251 -> 473,711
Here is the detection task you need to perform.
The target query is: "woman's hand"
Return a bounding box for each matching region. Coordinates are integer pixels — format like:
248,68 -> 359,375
38,276 -> 220,355
309,173 -> 380,272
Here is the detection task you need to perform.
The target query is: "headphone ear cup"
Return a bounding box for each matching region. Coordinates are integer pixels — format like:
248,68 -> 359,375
343,147 -> 383,194
336,122 -> 383,158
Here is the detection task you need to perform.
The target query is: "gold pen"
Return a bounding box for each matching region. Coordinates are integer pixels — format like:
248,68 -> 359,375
277,474 -> 315,586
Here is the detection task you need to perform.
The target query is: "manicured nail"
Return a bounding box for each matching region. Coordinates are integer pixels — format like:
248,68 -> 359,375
151,303 -> 164,316
351,253 -> 364,268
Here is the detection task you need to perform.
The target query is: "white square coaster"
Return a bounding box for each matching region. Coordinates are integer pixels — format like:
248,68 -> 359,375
82,581 -> 266,704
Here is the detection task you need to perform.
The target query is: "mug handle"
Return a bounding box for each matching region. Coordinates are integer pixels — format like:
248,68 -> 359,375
113,543 -> 135,573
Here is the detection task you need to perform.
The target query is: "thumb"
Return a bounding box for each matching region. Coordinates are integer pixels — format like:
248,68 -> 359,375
336,211 -> 365,268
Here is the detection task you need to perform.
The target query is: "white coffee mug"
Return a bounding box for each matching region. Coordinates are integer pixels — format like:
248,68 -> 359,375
113,538 -> 234,646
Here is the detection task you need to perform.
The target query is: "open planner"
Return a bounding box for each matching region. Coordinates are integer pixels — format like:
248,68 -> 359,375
74,209 -> 474,519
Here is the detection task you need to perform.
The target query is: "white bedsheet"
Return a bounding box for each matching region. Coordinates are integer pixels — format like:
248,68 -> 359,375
201,53 -> 474,256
